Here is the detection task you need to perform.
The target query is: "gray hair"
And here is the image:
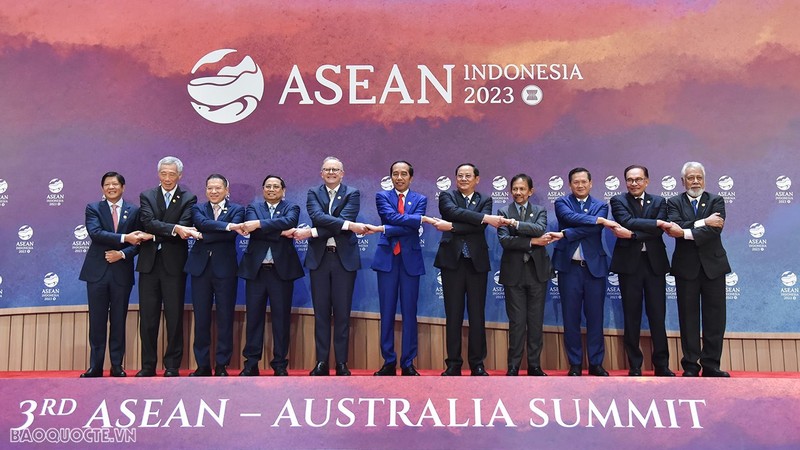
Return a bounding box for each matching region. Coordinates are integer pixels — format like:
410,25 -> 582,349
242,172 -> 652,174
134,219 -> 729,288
680,161 -> 705,179
321,156 -> 343,171
158,156 -> 184,174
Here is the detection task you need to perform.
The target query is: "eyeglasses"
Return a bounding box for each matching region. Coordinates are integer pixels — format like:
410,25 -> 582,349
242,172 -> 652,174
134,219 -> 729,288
322,168 -> 342,174
625,178 -> 646,185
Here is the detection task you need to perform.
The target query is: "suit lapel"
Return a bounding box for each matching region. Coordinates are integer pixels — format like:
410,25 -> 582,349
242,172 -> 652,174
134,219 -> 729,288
99,201 -> 114,231
119,201 -> 133,230
695,192 -> 709,218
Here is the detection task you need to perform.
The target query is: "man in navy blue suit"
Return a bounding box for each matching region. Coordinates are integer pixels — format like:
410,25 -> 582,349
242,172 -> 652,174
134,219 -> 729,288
238,175 -> 304,376
553,167 -> 617,376
293,157 -> 374,376
79,172 -> 152,378
184,174 -> 245,377
370,161 -> 438,377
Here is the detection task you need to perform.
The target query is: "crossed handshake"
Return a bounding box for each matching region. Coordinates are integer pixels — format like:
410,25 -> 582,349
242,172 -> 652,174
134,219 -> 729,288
597,213 -> 724,239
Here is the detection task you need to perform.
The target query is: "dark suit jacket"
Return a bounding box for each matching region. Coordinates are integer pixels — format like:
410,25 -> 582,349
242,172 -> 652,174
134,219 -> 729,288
304,184 -> 361,272
497,202 -> 552,285
609,192 -> 670,275
434,190 -> 492,273
79,200 -> 141,285
667,192 -> 731,280
184,201 -> 245,278
136,185 -> 197,275
552,194 -> 610,278
370,189 -> 427,276
238,200 -> 304,282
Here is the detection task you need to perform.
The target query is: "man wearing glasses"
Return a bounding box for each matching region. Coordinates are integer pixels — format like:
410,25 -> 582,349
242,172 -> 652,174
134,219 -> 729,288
609,165 -> 675,377
293,157 -> 373,376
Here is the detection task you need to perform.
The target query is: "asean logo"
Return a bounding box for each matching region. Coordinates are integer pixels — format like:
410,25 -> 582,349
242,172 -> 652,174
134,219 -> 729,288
188,49 -> 264,124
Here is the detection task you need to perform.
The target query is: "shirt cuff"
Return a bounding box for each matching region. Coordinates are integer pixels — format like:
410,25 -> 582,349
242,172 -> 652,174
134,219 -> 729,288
311,228 -> 319,238
693,219 -> 705,228
119,234 -> 125,244
342,220 -> 351,230
120,251 -> 126,260
171,225 -> 177,236
683,229 -> 694,240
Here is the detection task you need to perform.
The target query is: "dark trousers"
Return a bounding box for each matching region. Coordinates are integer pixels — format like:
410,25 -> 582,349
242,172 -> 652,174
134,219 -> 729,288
376,254 -> 420,369
503,262 -> 546,368
675,270 -> 726,372
242,265 -> 294,370
558,264 -> 606,366
310,251 -> 356,364
619,252 -> 669,369
442,258 -> 488,369
190,271 -> 237,368
138,253 -> 186,370
86,270 -> 132,368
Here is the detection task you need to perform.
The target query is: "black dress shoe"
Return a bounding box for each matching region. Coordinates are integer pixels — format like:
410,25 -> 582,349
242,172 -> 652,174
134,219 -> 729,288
80,367 -> 103,378
682,369 -> 699,377
628,367 -> 642,376
702,368 -> 730,378
654,366 -> 676,377
470,365 -> 489,376
335,363 -> 351,376
374,363 -> 397,376
239,366 -> 260,376
441,366 -> 462,376
567,364 -> 582,376
527,366 -> 548,376
309,361 -> 329,376
135,369 -> 156,377
189,366 -> 212,377
588,364 -> 609,376
506,365 -> 519,376
214,365 -> 229,376
401,365 -> 420,376
163,368 -> 180,377
273,367 -> 288,376
110,365 -> 126,378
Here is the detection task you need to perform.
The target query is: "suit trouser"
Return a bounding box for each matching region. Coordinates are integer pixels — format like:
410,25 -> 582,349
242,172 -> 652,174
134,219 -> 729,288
376,253 -> 420,369
138,253 -> 186,370
190,271 -> 237,368
86,270 -> 132,368
242,265 -> 294,370
618,252 -> 669,369
442,257 -> 488,369
503,261 -> 546,368
310,251 -> 356,364
558,263 -> 606,366
675,271 -> 726,372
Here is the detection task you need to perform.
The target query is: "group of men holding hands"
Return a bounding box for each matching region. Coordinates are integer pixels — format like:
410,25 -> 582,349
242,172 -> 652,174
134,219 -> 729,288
79,155 -> 731,379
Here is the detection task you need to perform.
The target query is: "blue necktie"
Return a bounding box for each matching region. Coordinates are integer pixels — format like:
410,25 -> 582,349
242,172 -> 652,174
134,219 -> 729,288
164,191 -> 171,206
691,198 -> 698,215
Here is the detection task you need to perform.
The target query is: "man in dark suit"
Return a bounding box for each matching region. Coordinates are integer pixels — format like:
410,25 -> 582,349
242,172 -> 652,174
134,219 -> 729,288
609,165 -> 675,377
136,156 -> 199,377
293,157 -> 373,376
79,172 -> 151,378
553,167 -> 616,376
238,175 -> 304,376
370,161 -> 438,377
184,174 -> 244,377
664,161 -> 730,378
497,174 -> 559,377
434,163 -> 510,376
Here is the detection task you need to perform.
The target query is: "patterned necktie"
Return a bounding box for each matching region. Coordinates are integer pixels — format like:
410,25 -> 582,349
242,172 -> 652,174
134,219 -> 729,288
579,200 -> 585,212
213,203 -> 221,220
111,204 -> 119,232
461,195 -> 471,258
164,191 -> 172,206
328,189 -> 335,214
637,197 -> 644,213
393,193 -> 404,255
520,205 -> 530,263
691,198 -> 698,215
269,205 -> 276,219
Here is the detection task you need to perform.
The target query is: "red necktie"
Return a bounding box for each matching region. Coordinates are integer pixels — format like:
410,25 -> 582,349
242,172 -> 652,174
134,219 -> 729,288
393,193 -> 404,255
112,204 -> 119,232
